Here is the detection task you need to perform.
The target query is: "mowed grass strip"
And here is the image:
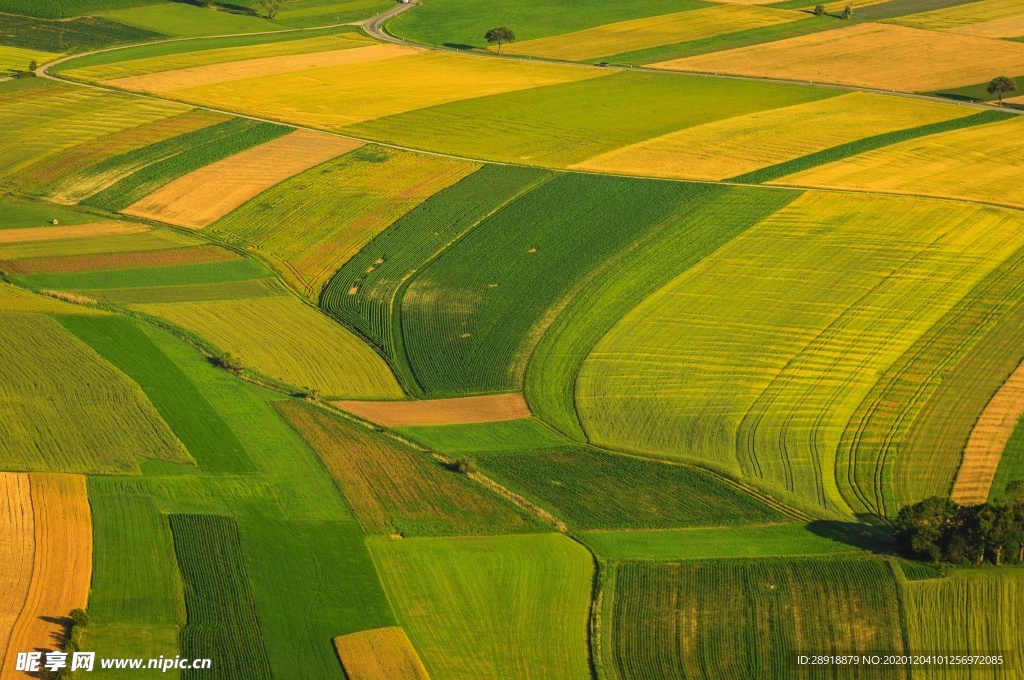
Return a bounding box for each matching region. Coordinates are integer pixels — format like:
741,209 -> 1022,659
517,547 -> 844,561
504,5 -> 805,61
134,296 -> 402,398
334,627 -> 430,680
160,50 -> 609,130
347,71 -> 834,167
395,419 -> 570,453
1,244 -> 237,275
321,164 -> 552,367
473,446 -> 787,530
775,116 -> 1024,209
0,314 -> 189,473
124,130 -> 362,230
572,92 -> 969,181
169,514 -> 273,680
607,557 -> 904,679
209,146 -> 477,298
0,473 -> 33,665
654,22 -> 1024,92
369,534 -> 592,680
276,401 -> 543,536
578,192 -> 1024,511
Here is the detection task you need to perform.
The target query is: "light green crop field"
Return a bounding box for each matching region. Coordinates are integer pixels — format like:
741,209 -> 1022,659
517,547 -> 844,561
578,192 -> 1024,513
395,419 -> 569,453
98,4 -> 282,37
369,533 -> 593,679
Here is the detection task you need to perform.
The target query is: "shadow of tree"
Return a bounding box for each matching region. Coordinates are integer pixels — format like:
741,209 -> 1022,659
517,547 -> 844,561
805,519 -> 896,554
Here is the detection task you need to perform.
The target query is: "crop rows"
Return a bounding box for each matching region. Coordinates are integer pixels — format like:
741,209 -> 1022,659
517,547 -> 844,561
0,13 -> 161,52
397,418 -> 568,453
608,557 -> 904,679
169,514 -> 273,680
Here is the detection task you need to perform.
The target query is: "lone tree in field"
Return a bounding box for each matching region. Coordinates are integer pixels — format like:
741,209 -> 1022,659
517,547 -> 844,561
841,3 -> 853,19
485,27 -> 516,55
813,4 -> 825,15
259,0 -> 283,19
987,76 -> 1017,105
28,59 -> 37,72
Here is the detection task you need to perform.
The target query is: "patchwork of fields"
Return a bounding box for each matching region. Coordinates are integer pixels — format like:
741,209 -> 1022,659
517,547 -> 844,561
3,0 -> 1024,676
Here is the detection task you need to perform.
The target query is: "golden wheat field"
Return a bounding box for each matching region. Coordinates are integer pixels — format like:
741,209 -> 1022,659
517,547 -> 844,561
953,14 -> 1024,38
653,23 -> 1024,92
334,627 -> 431,680
124,130 -> 363,229
571,92 -> 969,180
774,117 -> 1024,208
891,0 -> 1024,31
0,222 -> 148,245
504,5 -> 804,61
0,474 -> 33,676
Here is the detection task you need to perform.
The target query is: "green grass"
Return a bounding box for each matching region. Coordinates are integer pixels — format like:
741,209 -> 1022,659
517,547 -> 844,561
0,0 -> 163,19
98,4 -> 281,38
838,241 -> 1024,517
276,400 -> 544,536
525,183 -> 797,440
0,312 -> 189,473
733,109 -> 1014,184
320,164 -> 552,376
346,71 -> 836,167
583,522 -> 871,560
83,118 -> 289,211
991,415 -> 1024,500
607,556 -> 905,679
18,257 -> 268,292
472,446 -> 787,530
271,0 -> 395,28
87,277 -> 286,304
0,12 -> 162,52
578,192 -> 1024,513
395,419 -> 569,453
60,315 -> 254,474
387,0 -> 702,48
0,194 -> 98,229
169,514 -> 274,680
400,172 -> 725,396
369,533 -> 593,679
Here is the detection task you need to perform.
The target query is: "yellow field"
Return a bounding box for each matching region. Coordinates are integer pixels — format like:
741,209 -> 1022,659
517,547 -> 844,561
0,474 -> 33,676
654,23 -> 1024,92
774,117 -> 1024,208
334,627 -> 431,680
124,130 -> 362,229
66,32 -> 375,81
0,45 -> 56,75
107,43 -> 419,93
0,283 -> 105,314
891,0 -> 1024,31
953,14 -> 1024,38
0,221 -> 148,244
333,393 -> 532,427
3,475 -> 90,680
503,5 -> 804,61
134,296 -> 403,397
571,92 -> 969,180
157,51 -> 609,129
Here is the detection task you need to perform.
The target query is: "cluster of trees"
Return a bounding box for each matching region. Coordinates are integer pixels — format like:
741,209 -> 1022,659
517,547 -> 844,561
812,4 -> 852,18
895,482 -> 1024,566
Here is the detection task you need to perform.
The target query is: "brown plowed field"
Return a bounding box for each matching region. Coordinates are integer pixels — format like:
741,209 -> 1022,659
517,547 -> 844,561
333,393 -> 532,427
952,360 -> 1024,504
123,130 -> 363,229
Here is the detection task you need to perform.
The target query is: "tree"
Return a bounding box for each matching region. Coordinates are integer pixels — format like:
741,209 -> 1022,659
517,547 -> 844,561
259,0 -> 283,19
28,59 -> 37,72
484,27 -> 516,55
841,3 -> 852,19
894,496 -> 958,562
813,4 -> 825,15
987,76 -> 1017,105
1007,479 -> 1024,502
453,459 -> 476,475
216,353 -> 243,372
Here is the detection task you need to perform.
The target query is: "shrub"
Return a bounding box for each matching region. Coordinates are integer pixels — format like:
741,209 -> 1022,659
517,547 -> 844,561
813,4 -> 825,15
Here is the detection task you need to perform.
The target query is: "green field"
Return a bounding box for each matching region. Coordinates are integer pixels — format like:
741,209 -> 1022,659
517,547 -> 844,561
19,258 -> 268,292
0,13 -> 162,52
606,556 -> 905,678
98,4 -> 281,38
369,533 -> 593,679
991,416 -> 1024,500
275,400 -> 544,536
473,446 -> 788,530
0,194 -> 99,228
395,418 -> 569,453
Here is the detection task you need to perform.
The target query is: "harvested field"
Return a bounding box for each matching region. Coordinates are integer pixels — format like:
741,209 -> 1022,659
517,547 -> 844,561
951,359 -> 1024,505
333,393 -> 531,427
134,296 -> 402,397
0,221 -> 147,244
954,14 -> 1024,37
334,627 -> 430,680
572,92 -> 968,180
654,23 -> 1024,92
776,117 -> 1024,208
276,400 -> 542,536
0,244 -> 237,275
504,6 -> 805,61
161,51 -> 608,130
107,43 -> 420,93
124,130 -> 361,229
891,0 -> 1024,30
208,146 -> 476,298
0,283 -> 104,314
0,474 -> 33,674
5,475 -> 91,671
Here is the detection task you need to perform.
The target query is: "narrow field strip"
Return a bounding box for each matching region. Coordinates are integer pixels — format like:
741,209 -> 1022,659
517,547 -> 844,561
334,627 -> 430,680
333,393 -> 531,427
951,360 -> 1024,505
0,283 -> 105,314
124,130 -> 362,229
0,474 -> 33,675
504,5 -> 805,61
0,222 -> 147,244
890,0 -> 1024,31
0,244 -> 237,275
571,92 -> 967,181
106,43 -> 420,93
953,14 -> 1024,37
653,23 -> 1024,92
4,474 -> 91,677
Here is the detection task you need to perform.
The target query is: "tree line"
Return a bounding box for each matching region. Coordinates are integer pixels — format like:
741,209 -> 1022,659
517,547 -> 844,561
895,482 -> 1024,566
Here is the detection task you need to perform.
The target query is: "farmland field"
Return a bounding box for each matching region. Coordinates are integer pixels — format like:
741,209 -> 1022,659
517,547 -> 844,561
395,418 -> 570,453
890,0 -> 1024,31
333,627 -> 430,680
